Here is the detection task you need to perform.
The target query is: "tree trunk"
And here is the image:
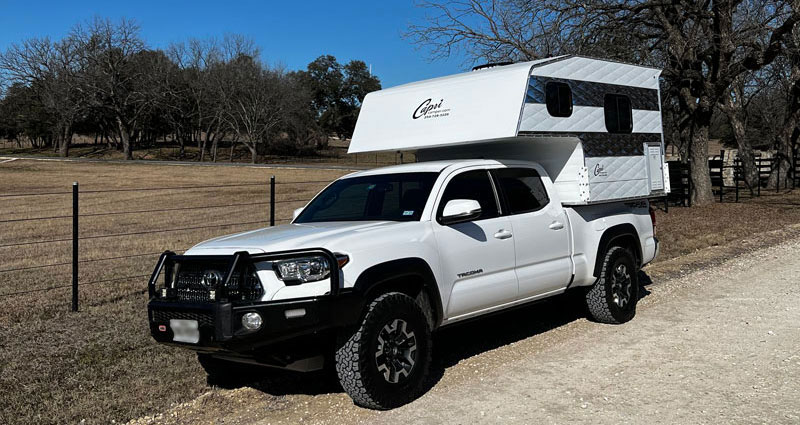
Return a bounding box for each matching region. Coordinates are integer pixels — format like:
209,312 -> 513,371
688,117 -> 715,206
211,134 -> 220,163
722,106 -> 759,193
768,128 -> 795,190
58,129 -> 71,158
768,64 -> 800,190
118,118 -> 133,160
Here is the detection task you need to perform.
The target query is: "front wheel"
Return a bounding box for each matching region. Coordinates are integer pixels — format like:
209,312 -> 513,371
585,246 -> 639,324
335,292 -> 432,409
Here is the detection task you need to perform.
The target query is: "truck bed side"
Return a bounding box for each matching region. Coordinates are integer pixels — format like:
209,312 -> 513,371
564,201 -> 656,288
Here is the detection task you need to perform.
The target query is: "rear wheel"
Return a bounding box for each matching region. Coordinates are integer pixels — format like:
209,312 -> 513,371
585,246 -> 639,324
335,292 -> 432,409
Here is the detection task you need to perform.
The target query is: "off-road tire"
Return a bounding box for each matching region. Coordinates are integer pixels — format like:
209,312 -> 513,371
197,354 -> 259,387
586,246 -> 639,324
335,292 -> 432,409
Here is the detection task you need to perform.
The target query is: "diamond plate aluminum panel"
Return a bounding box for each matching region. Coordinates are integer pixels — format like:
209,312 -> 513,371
517,129 -> 659,157
588,179 -> 650,201
520,104 -> 662,137
526,76 -> 659,111
632,110 -> 662,133
531,56 -> 660,89
520,104 -> 607,133
585,156 -> 647,183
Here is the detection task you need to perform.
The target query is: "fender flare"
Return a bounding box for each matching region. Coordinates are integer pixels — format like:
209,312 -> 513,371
593,223 -> 643,278
353,257 -> 444,329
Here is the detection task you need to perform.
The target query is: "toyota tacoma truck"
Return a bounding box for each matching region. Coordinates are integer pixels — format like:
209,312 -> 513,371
148,56 -> 666,409
147,159 -> 658,409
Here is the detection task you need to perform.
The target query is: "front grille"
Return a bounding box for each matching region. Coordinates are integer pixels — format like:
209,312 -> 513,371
151,310 -> 214,327
175,288 -> 213,303
165,261 -> 264,303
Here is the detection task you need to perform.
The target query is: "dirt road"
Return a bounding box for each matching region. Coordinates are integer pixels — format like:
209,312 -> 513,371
129,236 -> 800,425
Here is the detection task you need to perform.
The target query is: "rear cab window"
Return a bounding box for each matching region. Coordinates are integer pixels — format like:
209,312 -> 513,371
492,167 -> 550,214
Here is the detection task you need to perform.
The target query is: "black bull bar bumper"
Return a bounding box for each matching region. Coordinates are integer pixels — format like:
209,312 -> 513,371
147,248 -> 361,354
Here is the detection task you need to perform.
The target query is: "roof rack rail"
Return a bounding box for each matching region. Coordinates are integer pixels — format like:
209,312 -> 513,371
471,61 -> 514,71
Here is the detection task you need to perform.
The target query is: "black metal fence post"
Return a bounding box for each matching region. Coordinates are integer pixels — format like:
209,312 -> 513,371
72,182 -> 79,312
269,175 -> 275,226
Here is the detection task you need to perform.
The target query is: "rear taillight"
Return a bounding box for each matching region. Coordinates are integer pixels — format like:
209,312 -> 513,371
649,206 -> 656,236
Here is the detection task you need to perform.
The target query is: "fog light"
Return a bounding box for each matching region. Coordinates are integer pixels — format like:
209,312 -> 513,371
241,312 -> 262,331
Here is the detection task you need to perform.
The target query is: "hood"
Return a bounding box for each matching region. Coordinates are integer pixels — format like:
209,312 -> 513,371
184,221 -> 397,255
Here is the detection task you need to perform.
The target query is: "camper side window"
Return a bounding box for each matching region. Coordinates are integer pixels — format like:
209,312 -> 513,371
545,82 -> 573,117
604,94 -> 633,133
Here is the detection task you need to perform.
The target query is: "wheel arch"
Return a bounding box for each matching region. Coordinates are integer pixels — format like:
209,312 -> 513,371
353,257 -> 444,329
593,223 -> 643,278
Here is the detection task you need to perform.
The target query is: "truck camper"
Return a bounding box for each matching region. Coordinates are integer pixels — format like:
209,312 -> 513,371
147,56 -> 665,409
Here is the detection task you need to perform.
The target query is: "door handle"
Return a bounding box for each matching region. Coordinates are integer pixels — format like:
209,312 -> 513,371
548,221 -> 564,230
494,229 -> 513,240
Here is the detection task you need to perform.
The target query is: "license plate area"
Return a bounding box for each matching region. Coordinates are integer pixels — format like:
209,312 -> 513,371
170,319 -> 200,344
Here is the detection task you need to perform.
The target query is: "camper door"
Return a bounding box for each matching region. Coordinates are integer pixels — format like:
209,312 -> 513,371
646,142 -> 664,191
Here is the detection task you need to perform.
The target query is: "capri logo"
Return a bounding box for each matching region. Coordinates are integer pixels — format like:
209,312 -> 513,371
413,98 -> 450,120
593,163 -> 608,177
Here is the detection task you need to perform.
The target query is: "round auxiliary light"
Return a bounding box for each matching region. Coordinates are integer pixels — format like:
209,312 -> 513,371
241,312 -> 263,331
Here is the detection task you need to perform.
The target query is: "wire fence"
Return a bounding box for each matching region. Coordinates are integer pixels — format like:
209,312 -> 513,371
0,174 -> 324,308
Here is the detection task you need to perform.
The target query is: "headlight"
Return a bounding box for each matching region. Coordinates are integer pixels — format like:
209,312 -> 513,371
274,256 -> 331,283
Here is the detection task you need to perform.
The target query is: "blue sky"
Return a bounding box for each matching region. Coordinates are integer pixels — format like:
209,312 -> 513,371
0,0 -> 469,88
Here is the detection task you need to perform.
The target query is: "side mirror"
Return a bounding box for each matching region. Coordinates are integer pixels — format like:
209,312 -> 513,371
292,207 -> 304,221
440,199 -> 482,225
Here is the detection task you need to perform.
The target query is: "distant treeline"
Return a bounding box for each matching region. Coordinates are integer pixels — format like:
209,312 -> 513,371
0,17 -> 381,162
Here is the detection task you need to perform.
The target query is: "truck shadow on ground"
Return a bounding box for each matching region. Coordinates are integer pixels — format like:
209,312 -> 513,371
226,270 -> 654,402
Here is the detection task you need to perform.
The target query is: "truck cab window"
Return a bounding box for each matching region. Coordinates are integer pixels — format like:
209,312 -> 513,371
437,170 -> 499,221
493,168 -> 549,214
545,81 -> 573,117
604,94 -> 633,133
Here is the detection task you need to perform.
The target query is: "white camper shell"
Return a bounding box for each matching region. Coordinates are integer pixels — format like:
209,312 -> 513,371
349,55 -> 669,205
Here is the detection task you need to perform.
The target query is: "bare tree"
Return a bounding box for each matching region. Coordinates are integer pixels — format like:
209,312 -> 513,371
767,21 -> 800,189
717,71 -> 775,193
71,17 -> 153,160
0,36 -> 85,156
222,57 -> 290,163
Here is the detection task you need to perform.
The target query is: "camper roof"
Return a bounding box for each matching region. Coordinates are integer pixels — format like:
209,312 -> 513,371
349,55 -> 662,154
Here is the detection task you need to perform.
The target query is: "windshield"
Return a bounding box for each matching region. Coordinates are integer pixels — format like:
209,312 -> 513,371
294,172 -> 439,223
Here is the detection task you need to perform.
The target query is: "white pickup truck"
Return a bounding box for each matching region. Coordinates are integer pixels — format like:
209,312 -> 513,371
147,158 -> 658,409
149,56 -> 667,409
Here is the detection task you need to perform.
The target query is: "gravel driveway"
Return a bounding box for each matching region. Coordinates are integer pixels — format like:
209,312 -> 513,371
129,236 -> 800,425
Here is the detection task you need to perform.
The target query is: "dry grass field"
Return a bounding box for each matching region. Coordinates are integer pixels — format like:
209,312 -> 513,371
1,157 -> 799,424
0,158 -> 347,425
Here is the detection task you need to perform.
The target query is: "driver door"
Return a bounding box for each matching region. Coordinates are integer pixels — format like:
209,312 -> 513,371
433,169 -> 518,319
